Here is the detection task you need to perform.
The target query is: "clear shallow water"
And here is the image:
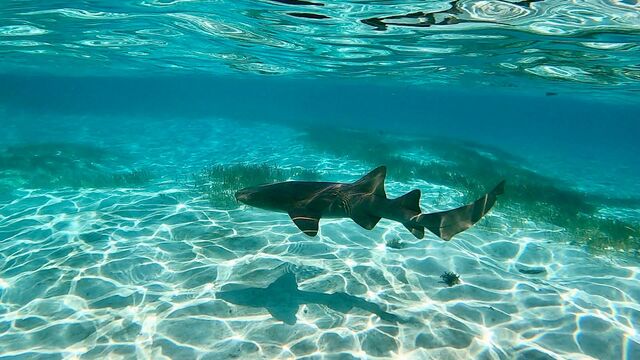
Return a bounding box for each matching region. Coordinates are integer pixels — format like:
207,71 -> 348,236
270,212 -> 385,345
1,1 -> 640,360
0,113 -> 638,359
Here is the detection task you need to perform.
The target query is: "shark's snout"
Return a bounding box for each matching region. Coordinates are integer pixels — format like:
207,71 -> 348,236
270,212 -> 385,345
235,191 -> 247,203
234,183 -> 287,212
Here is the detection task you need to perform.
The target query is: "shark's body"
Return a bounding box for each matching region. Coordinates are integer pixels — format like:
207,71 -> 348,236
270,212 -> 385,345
217,273 -> 402,325
235,166 -> 504,240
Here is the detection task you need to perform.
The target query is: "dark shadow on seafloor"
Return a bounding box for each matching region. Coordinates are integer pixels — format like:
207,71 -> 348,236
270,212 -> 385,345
217,273 -> 405,325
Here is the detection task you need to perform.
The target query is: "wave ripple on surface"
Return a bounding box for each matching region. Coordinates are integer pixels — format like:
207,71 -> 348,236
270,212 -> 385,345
0,0 -> 639,95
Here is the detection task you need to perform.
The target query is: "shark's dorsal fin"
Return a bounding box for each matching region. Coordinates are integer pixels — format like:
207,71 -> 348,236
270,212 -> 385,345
351,212 -> 381,230
288,211 -> 320,237
352,166 -> 387,197
393,189 -> 421,212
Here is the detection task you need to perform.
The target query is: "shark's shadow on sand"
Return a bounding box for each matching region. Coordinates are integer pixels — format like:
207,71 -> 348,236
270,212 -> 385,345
216,273 -> 404,325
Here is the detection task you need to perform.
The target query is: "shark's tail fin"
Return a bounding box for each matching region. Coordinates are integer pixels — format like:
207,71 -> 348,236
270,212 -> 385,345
415,180 -> 505,241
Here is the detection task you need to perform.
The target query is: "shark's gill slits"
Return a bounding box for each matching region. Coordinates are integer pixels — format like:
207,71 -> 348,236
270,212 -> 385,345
337,190 -> 352,217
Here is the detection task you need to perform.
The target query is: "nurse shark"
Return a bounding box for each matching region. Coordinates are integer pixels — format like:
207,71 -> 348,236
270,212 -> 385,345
235,166 -> 505,240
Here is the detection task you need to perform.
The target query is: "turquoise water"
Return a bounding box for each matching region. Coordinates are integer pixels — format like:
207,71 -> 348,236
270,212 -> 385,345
1,1 -> 640,359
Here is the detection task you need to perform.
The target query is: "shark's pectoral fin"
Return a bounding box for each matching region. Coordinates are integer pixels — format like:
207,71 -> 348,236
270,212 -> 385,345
351,211 -> 381,230
266,305 -> 299,325
289,212 -> 320,237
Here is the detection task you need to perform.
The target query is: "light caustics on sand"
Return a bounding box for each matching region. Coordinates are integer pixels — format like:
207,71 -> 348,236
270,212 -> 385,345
0,118 -> 638,359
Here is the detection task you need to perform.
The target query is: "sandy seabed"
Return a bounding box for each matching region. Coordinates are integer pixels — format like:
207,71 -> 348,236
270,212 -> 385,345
0,117 -> 638,359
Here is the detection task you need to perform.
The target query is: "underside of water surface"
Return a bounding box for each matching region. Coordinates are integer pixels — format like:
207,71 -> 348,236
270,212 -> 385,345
1,1 -> 640,360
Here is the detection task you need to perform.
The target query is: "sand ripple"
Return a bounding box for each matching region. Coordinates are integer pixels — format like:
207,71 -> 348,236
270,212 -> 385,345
0,117 -> 638,358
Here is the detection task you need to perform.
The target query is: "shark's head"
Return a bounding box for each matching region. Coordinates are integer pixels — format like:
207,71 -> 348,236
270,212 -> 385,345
235,181 -> 312,212
235,184 -> 282,210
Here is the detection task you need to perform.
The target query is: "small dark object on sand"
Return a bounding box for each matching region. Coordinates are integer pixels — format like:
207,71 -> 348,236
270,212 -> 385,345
440,271 -> 461,287
386,238 -> 407,249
